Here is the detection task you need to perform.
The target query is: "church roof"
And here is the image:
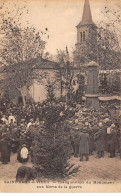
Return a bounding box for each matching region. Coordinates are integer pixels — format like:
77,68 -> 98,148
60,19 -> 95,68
77,0 -> 95,27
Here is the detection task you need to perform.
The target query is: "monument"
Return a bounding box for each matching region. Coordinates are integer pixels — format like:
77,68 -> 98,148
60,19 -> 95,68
85,61 -> 100,109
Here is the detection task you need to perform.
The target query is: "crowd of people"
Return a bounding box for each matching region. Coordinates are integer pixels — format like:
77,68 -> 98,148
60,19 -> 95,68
0,99 -> 75,165
69,107 -> 121,161
0,98 -> 121,167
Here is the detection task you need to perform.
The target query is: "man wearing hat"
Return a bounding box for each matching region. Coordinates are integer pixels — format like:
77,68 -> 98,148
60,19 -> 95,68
109,126 -> 117,158
95,122 -> 106,158
79,127 -> 89,161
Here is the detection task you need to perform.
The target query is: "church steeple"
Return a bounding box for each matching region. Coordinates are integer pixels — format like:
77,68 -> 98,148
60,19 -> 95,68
82,0 -> 93,25
77,0 -> 94,27
75,0 -> 98,64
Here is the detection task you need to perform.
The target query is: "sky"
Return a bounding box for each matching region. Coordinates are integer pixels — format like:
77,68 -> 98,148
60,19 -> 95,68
1,0 -> 121,55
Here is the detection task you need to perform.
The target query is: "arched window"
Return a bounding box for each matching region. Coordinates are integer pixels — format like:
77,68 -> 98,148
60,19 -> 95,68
80,32 -> 82,42
83,31 -> 85,41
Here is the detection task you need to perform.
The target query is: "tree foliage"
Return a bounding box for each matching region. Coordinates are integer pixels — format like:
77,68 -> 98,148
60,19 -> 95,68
73,1 -> 121,70
0,24 -> 46,66
32,108 -> 73,178
0,3 -> 48,105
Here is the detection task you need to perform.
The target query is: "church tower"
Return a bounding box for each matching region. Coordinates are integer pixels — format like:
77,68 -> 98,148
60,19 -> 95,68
75,0 -> 98,64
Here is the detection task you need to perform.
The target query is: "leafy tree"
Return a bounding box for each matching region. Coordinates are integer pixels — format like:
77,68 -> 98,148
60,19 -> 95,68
73,0 -> 121,70
97,27 -> 121,70
73,26 -> 120,70
56,49 -> 66,67
0,5 -> 47,106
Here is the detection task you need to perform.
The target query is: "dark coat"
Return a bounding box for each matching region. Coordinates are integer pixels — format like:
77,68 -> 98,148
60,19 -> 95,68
89,134 -> 94,152
95,129 -> 106,151
0,138 -> 11,163
109,129 -> 117,151
0,127 -> 2,140
16,166 -> 35,183
92,125 -> 98,134
73,132 -> 80,146
79,132 -> 89,155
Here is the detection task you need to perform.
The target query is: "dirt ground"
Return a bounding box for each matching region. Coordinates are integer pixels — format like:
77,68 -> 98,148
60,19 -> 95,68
0,153 -> 33,180
0,152 -> 121,182
68,152 -> 121,182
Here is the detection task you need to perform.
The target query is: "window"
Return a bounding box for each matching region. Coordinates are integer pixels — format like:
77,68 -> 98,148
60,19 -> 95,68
83,31 -> 85,41
80,32 -> 82,42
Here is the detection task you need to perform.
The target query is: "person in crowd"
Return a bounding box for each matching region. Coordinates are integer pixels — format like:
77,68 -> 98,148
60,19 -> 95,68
8,113 -> 16,124
89,132 -> 94,155
70,135 -> 75,155
35,117 -> 40,127
109,126 -> 117,158
2,124 -> 10,136
0,134 -> 11,164
0,98 -> 119,168
73,128 -> 80,157
11,123 -> 19,153
102,118 -> 109,151
19,129 -> 27,146
106,120 -> 113,151
59,110 -> 65,121
1,115 -> 8,124
16,166 -> 36,183
95,122 -> 106,158
120,134 -> 121,159
79,127 -> 90,161
0,124 -> 3,140
0,111 -> 3,123
26,119 -> 34,130
19,144 -> 29,163
17,145 -> 23,162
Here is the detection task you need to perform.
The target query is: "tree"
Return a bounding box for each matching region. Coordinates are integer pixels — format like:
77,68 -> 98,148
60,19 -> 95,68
73,26 -> 120,70
56,49 -> 66,67
73,0 -> 121,70
101,0 -> 121,40
1,25 -> 46,65
97,0 -> 121,70
0,6 -> 47,106
97,26 -> 121,70
32,110 -> 78,178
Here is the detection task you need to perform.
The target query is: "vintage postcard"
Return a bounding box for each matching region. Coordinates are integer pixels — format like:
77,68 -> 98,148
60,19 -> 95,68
0,0 -> 121,193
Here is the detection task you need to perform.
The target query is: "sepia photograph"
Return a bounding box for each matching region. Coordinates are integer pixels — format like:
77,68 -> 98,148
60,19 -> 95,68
0,0 -> 121,193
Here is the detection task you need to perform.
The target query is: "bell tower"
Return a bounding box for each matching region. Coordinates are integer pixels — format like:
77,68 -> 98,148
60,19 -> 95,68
75,0 -> 98,63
